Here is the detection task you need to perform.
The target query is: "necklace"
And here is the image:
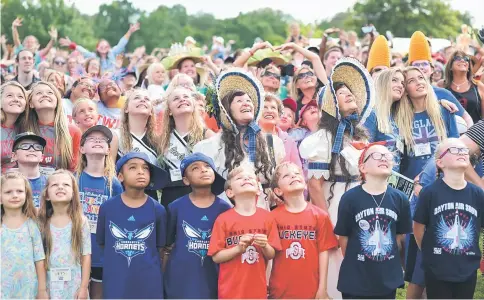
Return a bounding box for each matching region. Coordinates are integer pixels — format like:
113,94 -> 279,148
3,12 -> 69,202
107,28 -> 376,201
452,80 -> 468,91
369,188 -> 387,220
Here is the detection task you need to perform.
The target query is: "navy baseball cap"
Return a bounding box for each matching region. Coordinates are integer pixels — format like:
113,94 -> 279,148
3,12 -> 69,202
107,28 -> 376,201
180,152 -> 225,195
81,125 -> 113,144
12,132 -> 46,151
116,152 -> 168,190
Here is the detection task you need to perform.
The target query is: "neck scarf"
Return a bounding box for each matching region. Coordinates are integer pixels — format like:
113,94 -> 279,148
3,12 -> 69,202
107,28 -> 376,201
331,112 -> 359,154
238,121 -> 261,162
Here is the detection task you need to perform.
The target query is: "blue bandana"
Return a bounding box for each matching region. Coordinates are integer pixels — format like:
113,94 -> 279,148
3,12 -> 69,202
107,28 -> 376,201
239,121 -> 261,162
331,113 -> 359,154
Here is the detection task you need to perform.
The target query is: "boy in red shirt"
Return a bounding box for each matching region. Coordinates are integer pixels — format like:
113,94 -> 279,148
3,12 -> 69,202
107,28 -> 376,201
269,162 -> 338,299
208,166 -> 282,299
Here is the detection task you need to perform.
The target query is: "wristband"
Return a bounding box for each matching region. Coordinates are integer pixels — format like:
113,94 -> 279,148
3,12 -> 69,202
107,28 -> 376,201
68,42 -> 77,50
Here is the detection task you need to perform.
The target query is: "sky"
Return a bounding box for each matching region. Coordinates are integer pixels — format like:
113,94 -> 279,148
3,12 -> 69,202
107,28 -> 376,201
66,0 -> 484,28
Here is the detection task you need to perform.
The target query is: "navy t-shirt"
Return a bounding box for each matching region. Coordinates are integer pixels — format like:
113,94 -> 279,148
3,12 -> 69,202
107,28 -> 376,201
97,195 -> 167,299
164,195 -> 231,299
413,179 -> 484,282
78,171 -> 123,267
434,86 -> 465,117
334,185 -> 412,296
400,108 -> 459,180
29,175 -> 47,208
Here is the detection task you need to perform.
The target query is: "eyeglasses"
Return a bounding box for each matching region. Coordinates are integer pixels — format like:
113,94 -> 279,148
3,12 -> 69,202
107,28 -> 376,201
77,81 -> 95,90
412,61 -> 430,68
262,71 -> 281,80
438,147 -> 470,159
54,60 -> 66,66
363,152 -> 394,163
296,71 -> 314,81
453,55 -> 470,63
84,137 -> 109,143
15,143 -> 44,152
98,81 -> 117,92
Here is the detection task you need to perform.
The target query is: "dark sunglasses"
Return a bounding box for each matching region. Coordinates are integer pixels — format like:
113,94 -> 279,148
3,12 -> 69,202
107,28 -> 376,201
15,143 -> 44,152
453,55 -> 470,63
262,71 -> 281,80
54,60 -> 66,66
296,71 -> 314,80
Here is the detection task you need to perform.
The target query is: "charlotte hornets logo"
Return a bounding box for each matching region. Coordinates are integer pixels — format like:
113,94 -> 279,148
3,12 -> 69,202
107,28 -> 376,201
109,221 -> 155,266
182,221 -> 211,265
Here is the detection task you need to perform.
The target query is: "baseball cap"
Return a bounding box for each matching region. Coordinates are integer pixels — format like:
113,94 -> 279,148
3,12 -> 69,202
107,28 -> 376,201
12,132 -> 46,151
282,98 -> 297,113
180,152 -> 226,195
298,100 -> 318,125
81,125 -> 113,144
116,152 -> 169,190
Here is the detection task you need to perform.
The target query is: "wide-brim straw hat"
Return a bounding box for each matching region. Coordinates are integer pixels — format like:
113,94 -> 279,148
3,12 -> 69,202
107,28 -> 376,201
248,49 -> 290,67
318,57 -> 374,125
161,44 -> 204,70
211,68 -> 265,131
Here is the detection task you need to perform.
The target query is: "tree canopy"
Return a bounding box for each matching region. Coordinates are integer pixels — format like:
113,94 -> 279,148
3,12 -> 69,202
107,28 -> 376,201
0,0 -> 473,53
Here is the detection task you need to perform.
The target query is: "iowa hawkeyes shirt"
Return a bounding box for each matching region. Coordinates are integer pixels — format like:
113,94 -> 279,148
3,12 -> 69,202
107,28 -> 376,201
208,208 -> 282,299
96,195 -> 167,299
269,203 -> 338,299
164,195 -> 231,298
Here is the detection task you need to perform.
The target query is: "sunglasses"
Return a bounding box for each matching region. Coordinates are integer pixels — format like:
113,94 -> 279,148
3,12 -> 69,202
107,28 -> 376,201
296,71 -> 314,81
262,71 -> 281,80
54,60 -> 66,66
412,61 -> 430,68
363,152 -> 394,163
438,147 -> 470,159
15,143 -> 44,152
453,55 -> 470,63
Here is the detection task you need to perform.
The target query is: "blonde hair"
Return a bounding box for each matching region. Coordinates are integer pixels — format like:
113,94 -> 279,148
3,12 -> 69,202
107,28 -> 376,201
72,98 -> 98,119
146,63 -> 166,85
159,87 -> 205,154
76,132 -> 116,197
1,81 -> 27,130
268,162 -> 303,204
395,67 -> 448,148
224,166 -> 257,204
38,170 -> 85,269
1,172 -> 36,220
120,89 -> 159,154
291,65 -> 315,100
374,68 -> 403,134
164,73 -> 196,96
44,70 -> 67,96
264,93 -> 283,116
26,81 -> 73,169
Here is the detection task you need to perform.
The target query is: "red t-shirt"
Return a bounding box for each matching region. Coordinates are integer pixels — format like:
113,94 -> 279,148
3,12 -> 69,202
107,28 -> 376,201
208,208 -> 282,299
269,203 -> 338,299
39,123 -> 81,172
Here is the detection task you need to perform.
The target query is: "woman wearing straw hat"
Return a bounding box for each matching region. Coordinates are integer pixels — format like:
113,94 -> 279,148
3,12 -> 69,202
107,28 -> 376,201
193,68 -> 286,210
299,58 -> 374,299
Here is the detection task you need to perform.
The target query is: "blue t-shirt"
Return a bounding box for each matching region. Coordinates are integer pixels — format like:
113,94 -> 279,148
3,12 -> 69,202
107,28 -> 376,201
97,195 -> 167,299
334,185 -> 412,296
364,110 -> 402,172
164,195 -> 231,299
400,108 -> 459,180
414,179 -> 484,282
78,171 -> 123,267
433,86 -> 465,118
29,175 -> 47,208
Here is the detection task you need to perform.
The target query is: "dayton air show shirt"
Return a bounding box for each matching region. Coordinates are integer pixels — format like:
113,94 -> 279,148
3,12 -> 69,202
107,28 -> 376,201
414,179 -> 484,282
164,195 -> 231,299
334,185 -> 412,296
208,208 -> 282,299
269,203 -> 338,299
97,195 -> 166,299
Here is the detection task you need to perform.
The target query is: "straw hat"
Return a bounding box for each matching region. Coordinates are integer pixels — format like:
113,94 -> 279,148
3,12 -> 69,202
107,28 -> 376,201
366,35 -> 391,72
209,68 -> 265,131
248,48 -> 290,67
318,57 -> 374,125
161,43 -> 203,70
408,31 -> 432,64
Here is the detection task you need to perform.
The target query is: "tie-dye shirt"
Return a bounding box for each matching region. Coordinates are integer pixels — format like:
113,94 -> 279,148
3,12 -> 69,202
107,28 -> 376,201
1,125 -> 17,174
46,219 -> 91,300
1,218 -> 45,299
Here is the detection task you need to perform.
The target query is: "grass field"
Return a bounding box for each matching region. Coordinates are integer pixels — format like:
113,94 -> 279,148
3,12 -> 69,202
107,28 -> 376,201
395,236 -> 484,299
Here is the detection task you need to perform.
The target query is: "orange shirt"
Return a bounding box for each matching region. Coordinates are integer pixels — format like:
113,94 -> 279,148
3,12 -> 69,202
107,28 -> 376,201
203,112 -> 220,133
208,208 -> 282,299
269,203 -> 338,299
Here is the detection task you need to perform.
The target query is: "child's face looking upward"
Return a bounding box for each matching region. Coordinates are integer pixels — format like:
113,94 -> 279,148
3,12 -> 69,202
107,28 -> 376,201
118,158 -> 151,189
273,165 -> 305,197
226,170 -> 259,199
183,161 -> 215,187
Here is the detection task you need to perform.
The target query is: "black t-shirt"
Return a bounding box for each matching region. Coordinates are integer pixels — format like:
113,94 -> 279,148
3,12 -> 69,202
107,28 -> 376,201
414,179 -> 484,282
334,185 -> 412,296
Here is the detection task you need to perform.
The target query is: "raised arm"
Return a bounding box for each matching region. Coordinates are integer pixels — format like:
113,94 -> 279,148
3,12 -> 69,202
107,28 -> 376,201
39,27 -> 57,58
112,23 -> 140,57
11,17 -> 22,47
233,41 -> 273,68
59,36 -> 96,59
275,42 -> 328,85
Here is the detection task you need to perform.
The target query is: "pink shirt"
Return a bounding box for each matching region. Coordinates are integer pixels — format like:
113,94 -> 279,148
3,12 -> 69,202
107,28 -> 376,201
275,127 -> 302,168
